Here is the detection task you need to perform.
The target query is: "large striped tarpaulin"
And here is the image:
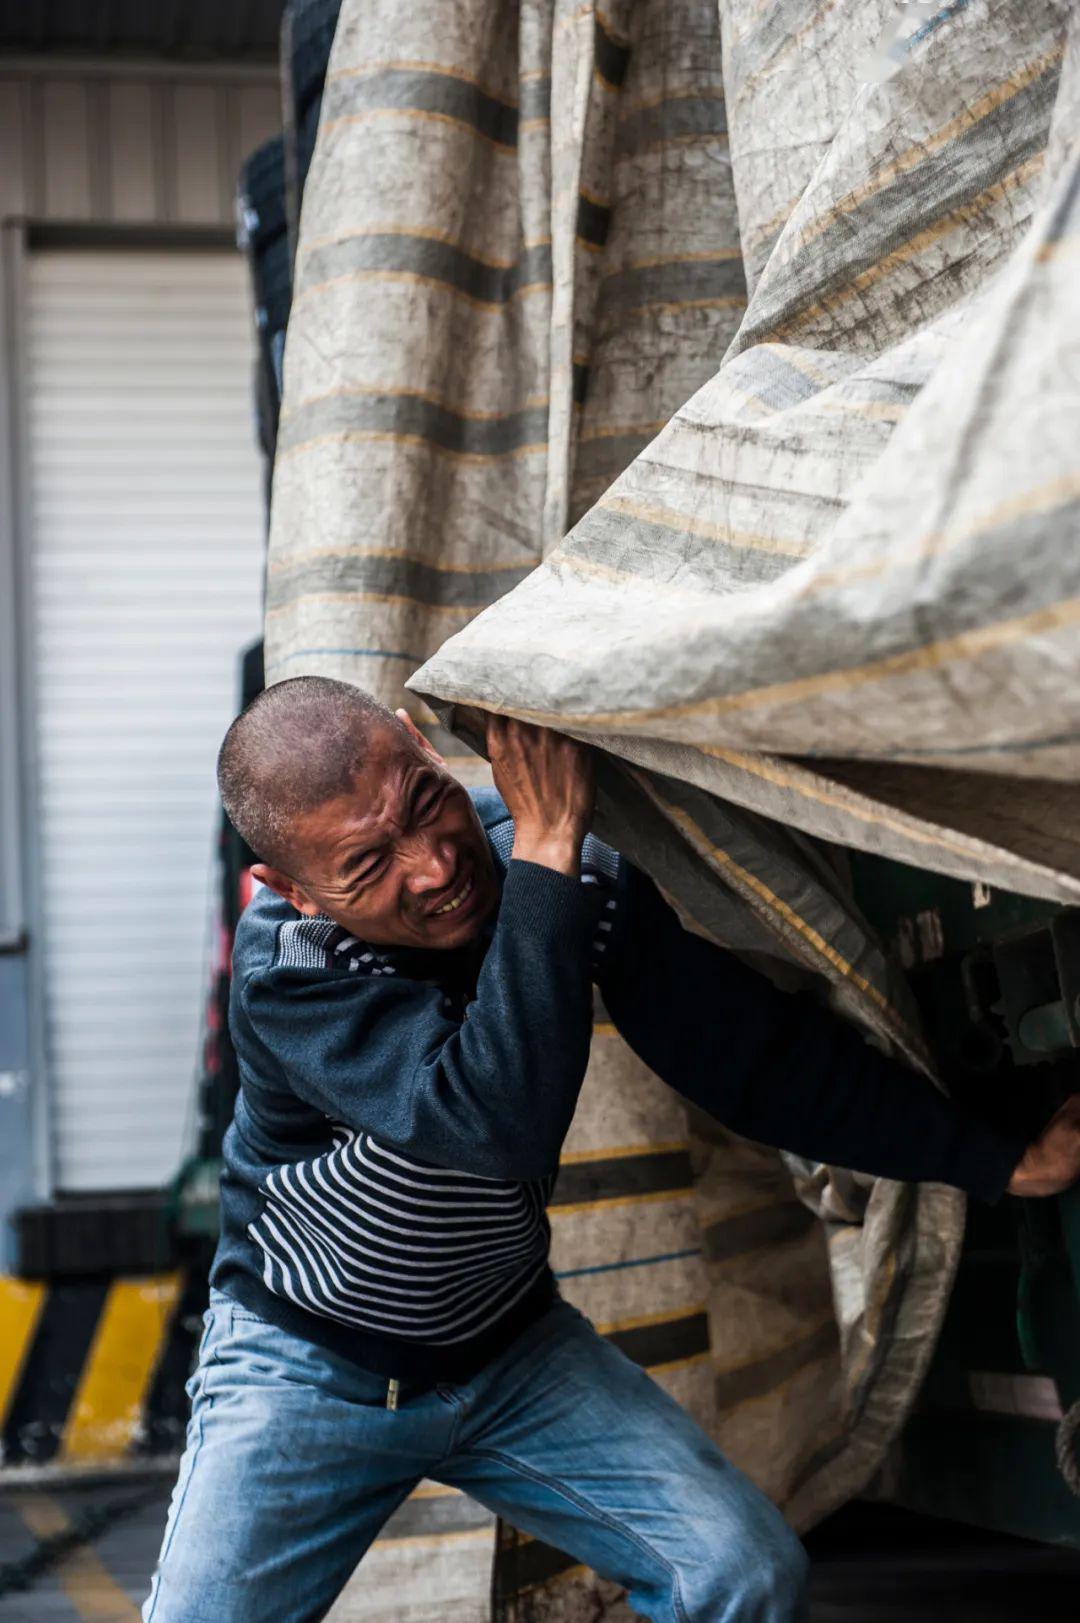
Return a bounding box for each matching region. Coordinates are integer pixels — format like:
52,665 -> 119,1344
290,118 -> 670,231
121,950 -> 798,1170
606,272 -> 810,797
268,0 -> 1080,1616
273,5 -> 727,1617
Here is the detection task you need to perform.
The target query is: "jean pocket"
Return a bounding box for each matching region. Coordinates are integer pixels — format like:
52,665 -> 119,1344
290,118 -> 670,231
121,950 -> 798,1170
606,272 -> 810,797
207,1287 -> 266,1328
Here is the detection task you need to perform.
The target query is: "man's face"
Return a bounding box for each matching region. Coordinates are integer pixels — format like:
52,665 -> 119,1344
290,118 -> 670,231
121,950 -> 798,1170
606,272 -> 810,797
255,719 -> 500,951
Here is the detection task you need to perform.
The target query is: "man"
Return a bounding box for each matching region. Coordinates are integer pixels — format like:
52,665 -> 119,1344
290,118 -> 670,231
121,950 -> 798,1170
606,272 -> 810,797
144,676 -> 1080,1623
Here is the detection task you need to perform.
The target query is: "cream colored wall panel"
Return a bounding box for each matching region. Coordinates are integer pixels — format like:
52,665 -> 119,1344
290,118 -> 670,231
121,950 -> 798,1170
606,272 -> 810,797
26,248 -> 264,1190
173,83 -> 225,224
106,81 -> 159,221
3,67 -> 278,228
41,79 -> 92,218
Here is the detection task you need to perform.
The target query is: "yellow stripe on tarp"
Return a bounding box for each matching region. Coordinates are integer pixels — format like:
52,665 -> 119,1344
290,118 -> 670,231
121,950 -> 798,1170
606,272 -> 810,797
12,1493 -> 140,1621
61,1273 -> 182,1464
559,1139 -> 688,1165
409,1480 -> 462,1499
372,1526 -> 492,1551
593,1301 -> 706,1338
549,1186 -> 694,1219
0,1276 -> 46,1426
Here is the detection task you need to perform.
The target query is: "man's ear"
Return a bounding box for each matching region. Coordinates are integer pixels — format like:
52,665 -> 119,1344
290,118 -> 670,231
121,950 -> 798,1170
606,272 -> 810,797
395,708 -> 445,766
250,862 -> 322,917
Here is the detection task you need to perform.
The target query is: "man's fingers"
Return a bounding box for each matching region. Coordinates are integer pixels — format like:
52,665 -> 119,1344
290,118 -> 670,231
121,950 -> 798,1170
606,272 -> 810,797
1010,1093 -> 1080,1197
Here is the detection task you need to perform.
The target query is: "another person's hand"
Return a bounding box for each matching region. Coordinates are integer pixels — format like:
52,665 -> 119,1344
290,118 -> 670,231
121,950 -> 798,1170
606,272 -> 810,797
487,715 -> 595,878
1007,1094 -> 1080,1197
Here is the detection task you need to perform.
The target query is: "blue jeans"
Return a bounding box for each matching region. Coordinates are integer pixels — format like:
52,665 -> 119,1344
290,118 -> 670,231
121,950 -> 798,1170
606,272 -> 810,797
143,1290 -> 808,1623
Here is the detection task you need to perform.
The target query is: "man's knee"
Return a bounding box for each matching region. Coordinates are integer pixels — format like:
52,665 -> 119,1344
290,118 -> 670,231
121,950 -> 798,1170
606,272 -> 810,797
678,1513 -> 807,1623
725,1525 -> 809,1622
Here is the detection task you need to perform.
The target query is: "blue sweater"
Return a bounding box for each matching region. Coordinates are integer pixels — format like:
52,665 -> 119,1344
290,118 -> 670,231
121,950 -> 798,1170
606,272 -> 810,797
211,789 -> 1026,1380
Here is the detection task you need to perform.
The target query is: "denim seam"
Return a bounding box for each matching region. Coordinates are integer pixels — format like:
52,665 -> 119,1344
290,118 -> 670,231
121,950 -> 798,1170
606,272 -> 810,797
144,1338 -> 222,1620
467,1447 -> 689,1623
436,1387 -> 468,1457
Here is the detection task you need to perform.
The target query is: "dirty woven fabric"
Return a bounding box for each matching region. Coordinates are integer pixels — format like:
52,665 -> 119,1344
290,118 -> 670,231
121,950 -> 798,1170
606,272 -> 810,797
268,0 -> 1080,1616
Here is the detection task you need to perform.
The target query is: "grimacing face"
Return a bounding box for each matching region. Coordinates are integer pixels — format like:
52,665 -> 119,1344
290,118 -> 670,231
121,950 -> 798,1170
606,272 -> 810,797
250,714 -> 500,951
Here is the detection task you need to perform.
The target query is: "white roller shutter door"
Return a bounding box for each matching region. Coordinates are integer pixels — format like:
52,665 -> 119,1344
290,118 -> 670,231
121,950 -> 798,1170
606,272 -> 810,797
26,249 -> 264,1191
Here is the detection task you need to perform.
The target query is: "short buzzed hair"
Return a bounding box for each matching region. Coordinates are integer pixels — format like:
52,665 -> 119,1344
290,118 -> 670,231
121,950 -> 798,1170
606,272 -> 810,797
217,676 -> 401,872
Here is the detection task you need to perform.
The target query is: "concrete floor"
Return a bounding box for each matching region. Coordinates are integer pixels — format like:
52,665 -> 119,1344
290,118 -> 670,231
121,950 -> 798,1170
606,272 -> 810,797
1,1484 -> 1079,1622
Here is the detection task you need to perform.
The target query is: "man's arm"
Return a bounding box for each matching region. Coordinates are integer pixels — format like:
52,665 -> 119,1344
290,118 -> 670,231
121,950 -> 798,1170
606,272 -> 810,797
240,720 -> 598,1183
600,862 -> 1041,1202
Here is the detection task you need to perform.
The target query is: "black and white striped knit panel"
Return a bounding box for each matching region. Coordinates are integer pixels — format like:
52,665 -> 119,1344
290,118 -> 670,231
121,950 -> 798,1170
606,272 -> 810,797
248,1129 -> 554,1345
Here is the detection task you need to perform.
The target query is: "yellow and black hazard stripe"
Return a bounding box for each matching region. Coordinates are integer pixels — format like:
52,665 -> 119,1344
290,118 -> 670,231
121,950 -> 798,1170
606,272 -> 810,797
0,1270 -> 200,1470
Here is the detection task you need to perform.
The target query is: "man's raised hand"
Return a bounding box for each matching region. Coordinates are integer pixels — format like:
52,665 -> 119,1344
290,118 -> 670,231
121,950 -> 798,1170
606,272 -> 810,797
487,716 -> 595,878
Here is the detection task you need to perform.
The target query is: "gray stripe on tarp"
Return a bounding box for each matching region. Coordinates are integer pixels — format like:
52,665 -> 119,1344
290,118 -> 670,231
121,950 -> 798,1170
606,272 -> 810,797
519,76 -> 553,124
617,94 -> 728,157
572,431 -> 658,493
703,1199 -> 818,1262
267,552 -> 534,612
727,0 -> 833,88
608,1310 -> 710,1370
601,255 -> 746,314
277,392 -> 549,458
723,345 -> 827,412
715,1319 -> 839,1413
561,505 -> 801,590
572,357 -> 590,404
576,192 -> 611,247
743,64 -> 1059,345
301,234 -> 553,304
322,67 -> 520,146
550,1149 -> 694,1207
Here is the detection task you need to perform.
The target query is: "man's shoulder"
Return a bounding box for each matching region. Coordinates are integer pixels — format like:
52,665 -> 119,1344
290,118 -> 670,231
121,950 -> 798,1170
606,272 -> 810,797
233,885 -> 352,983
233,885 -> 422,991
233,882 -> 292,977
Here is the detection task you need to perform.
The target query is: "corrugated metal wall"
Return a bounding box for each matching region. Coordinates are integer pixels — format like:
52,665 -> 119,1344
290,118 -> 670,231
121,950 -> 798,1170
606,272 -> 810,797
0,65 -> 279,228
26,247 -> 266,1190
